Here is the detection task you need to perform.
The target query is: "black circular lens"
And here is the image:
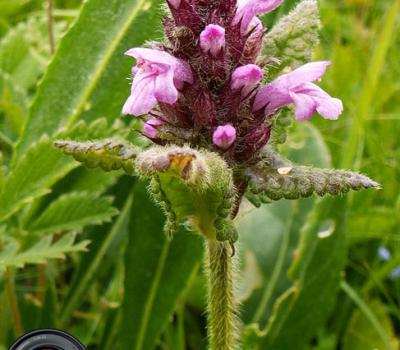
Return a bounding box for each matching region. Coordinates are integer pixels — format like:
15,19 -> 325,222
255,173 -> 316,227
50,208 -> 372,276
9,329 -> 86,350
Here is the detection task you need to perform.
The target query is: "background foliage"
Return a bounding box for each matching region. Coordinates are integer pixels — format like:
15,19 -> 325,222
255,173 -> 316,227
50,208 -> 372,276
0,0 -> 399,349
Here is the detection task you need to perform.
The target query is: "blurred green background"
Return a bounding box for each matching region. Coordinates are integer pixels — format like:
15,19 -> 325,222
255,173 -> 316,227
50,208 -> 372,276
0,0 -> 399,349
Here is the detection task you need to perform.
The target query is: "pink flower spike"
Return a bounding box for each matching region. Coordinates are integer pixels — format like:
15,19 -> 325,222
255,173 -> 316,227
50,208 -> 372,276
213,125 -> 237,150
123,48 -> 193,116
231,64 -> 263,96
167,0 -> 181,9
200,24 -> 226,57
253,61 -> 343,121
143,117 -> 164,139
233,0 -> 283,34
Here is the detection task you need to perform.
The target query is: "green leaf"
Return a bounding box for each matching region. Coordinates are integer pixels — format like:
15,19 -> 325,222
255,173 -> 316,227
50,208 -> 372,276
0,233 -> 90,271
0,18 -> 47,90
247,147 -> 380,202
60,177 -> 135,326
14,0 -> 164,160
0,136 -> 78,222
238,124 -> 330,326
242,197 -> 348,350
343,297 -> 398,350
119,181 -> 203,350
239,123 -> 349,349
29,192 -> 119,235
0,119 -> 120,222
55,139 -> 138,175
0,0 -> 29,18
0,70 -> 27,137
263,0 -> 321,72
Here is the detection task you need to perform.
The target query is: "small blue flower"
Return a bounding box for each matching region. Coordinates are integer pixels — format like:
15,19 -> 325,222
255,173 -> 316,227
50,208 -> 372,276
378,247 -> 391,261
389,266 -> 400,280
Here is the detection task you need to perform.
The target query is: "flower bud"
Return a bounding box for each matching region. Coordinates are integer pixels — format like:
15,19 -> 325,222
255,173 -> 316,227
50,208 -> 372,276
200,24 -> 226,57
213,125 -> 237,150
231,64 -> 263,96
143,118 -> 164,139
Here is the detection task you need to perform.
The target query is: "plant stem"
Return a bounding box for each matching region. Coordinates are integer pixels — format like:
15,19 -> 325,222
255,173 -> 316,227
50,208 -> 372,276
205,240 -> 239,350
47,0 -> 55,54
6,268 -> 24,337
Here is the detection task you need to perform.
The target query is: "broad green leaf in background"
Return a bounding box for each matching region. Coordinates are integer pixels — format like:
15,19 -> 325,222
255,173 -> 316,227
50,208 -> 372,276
14,0 -> 164,161
239,123 -> 331,327
343,298 -> 399,350
242,196 -> 348,350
119,181 -> 203,350
238,122 -> 349,349
0,233 -> 89,271
0,0 -> 29,18
28,192 -> 119,235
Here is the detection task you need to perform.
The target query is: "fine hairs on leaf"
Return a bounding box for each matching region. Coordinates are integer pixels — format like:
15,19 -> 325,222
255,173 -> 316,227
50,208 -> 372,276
263,0 -> 321,72
28,192 -> 119,235
246,147 -> 380,203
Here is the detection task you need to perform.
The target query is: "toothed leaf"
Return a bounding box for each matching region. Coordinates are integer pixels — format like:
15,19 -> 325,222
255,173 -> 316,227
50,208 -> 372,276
55,139 -> 139,175
264,0 -> 321,72
246,148 -> 380,202
28,192 -> 119,235
0,136 -> 78,222
0,234 -> 90,271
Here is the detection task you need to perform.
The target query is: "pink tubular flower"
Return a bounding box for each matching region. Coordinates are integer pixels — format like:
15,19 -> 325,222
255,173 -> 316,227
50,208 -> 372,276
213,125 -> 237,150
231,64 -> 263,96
143,117 -> 164,139
232,0 -> 283,34
167,0 -> 181,9
200,24 -> 226,57
253,61 -> 343,121
123,48 -> 193,116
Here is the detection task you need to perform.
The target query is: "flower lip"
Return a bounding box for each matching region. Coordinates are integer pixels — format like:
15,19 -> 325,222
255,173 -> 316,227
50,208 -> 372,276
253,61 -> 343,121
213,124 -> 237,150
200,24 -> 226,57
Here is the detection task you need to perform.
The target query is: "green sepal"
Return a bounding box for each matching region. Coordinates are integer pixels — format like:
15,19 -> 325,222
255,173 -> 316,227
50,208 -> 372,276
246,147 -> 381,203
263,0 -> 321,74
137,145 -> 237,243
54,139 -> 139,175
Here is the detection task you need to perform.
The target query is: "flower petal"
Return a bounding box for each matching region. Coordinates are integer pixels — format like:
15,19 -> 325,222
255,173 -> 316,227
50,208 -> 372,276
299,83 -> 343,120
279,61 -> 331,89
154,68 -> 178,104
289,91 -> 316,121
253,84 -> 290,112
125,47 -> 176,66
123,73 -> 157,115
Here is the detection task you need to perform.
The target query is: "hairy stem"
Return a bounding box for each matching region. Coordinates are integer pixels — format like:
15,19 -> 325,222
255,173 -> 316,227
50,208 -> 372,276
205,240 -> 239,350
